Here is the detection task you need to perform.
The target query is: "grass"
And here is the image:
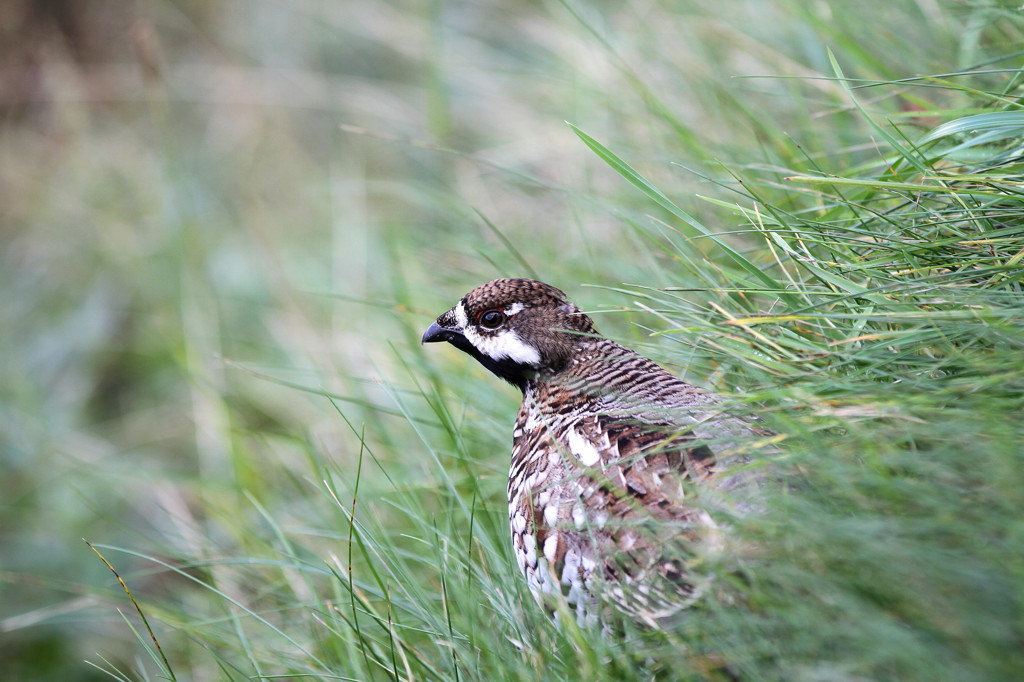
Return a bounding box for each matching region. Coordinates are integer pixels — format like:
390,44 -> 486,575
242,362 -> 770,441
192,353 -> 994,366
2,0 -> 1023,680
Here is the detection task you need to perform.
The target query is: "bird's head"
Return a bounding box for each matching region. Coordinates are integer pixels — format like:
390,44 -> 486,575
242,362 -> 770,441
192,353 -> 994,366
422,278 -> 597,390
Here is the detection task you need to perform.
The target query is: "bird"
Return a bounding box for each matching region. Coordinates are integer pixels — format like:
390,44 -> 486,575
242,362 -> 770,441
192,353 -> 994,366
422,278 -> 764,626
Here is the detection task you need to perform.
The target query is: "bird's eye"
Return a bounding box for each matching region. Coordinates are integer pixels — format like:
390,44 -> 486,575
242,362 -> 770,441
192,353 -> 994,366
478,309 -> 506,330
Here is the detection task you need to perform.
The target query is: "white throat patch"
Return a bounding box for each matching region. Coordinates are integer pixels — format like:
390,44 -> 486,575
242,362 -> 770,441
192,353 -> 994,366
464,327 -> 541,366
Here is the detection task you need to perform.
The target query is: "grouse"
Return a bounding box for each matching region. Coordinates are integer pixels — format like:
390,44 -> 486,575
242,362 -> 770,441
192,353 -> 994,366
422,278 -> 762,625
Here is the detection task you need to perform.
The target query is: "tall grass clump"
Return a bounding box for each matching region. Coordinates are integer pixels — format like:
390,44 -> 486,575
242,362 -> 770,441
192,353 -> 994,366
323,68 -> 1024,682
567,62 -> 1024,679
100,60 -> 1023,682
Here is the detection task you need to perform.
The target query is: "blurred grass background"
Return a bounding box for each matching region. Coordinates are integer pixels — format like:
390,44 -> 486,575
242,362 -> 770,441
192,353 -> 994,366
2,0 -> 1022,680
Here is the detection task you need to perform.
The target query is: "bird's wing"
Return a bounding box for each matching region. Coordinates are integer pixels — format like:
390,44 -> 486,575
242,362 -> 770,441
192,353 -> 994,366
512,346 -> 767,621
521,410 -> 721,621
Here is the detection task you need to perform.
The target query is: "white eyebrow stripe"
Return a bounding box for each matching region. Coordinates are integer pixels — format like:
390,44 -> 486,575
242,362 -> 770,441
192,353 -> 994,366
505,302 -> 526,316
455,301 -> 469,328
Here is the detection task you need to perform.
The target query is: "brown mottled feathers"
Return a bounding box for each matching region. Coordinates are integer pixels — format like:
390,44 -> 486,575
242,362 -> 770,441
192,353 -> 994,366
422,278 -> 760,625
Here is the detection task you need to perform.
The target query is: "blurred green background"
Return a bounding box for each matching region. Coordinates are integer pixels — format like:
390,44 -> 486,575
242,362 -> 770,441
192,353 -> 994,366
2,0 -> 1022,680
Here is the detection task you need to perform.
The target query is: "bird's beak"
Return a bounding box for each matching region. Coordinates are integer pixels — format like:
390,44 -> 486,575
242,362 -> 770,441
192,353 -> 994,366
421,319 -> 463,345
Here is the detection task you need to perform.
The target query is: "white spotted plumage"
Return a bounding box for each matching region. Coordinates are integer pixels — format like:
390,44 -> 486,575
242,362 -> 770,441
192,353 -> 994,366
566,425 -> 602,466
